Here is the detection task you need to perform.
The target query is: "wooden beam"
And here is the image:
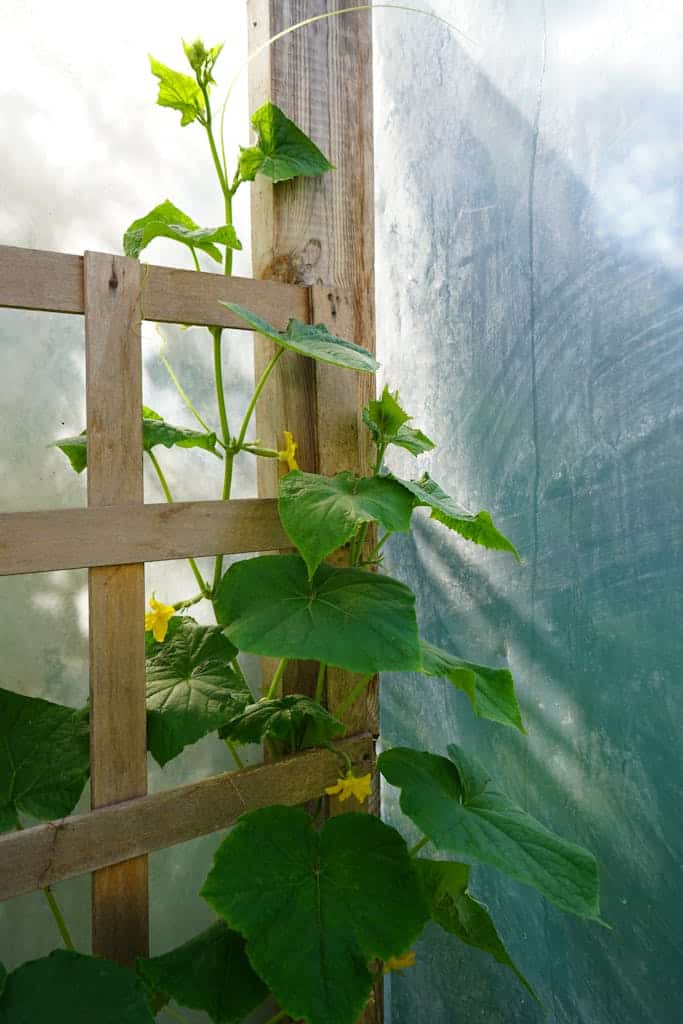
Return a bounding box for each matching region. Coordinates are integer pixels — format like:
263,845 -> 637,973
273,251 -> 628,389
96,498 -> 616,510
0,245 -> 308,328
0,737 -> 373,903
0,499 -> 289,576
84,252 -> 148,965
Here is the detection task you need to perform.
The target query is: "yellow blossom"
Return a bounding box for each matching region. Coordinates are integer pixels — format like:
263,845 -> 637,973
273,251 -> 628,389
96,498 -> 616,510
144,594 -> 174,643
384,951 -> 417,974
277,430 -> 299,472
325,771 -> 372,805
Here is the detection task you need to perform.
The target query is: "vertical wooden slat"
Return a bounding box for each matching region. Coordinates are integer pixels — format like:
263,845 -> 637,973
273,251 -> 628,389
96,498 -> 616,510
247,6 -> 380,1020
84,251 -> 148,964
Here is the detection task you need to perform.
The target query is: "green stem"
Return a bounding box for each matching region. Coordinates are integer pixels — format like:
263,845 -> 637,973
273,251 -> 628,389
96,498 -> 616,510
241,444 -> 280,458
158,347 -> 215,437
43,886 -> 76,951
230,657 -> 249,688
210,325 -> 235,595
173,593 -> 204,611
147,451 -> 211,597
314,662 -> 327,704
409,836 -> 430,857
189,247 -> 201,273
265,658 -> 288,700
335,674 -> 372,717
165,1008 -> 191,1024
352,523 -> 369,565
225,739 -> 245,769
373,441 -> 388,476
364,531 -> 392,564
262,1012 -> 288,1024
234,346 -> 285,451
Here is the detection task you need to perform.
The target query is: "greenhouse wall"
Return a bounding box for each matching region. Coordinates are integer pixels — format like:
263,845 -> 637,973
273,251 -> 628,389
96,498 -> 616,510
375,3 -> 682,1023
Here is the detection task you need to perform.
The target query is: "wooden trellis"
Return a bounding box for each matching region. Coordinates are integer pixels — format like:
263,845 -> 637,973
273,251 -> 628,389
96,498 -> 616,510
0,245 -> 374,962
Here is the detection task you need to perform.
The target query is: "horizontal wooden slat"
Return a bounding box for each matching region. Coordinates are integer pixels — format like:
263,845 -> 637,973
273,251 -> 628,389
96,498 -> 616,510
0,245 -> 309,329
0,736 -> 373,902
0,499 -> 289,575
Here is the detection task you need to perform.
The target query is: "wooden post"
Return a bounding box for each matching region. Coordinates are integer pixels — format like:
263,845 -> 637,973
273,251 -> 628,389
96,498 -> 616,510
84,252 -> 149,964
247,4 -> 380,1020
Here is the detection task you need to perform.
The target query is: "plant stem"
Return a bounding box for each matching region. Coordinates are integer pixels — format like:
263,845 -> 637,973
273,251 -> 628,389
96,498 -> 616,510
173,593 -> 204,611
373,441 -> 388,476
262,1011 -> 288,1024
409,836 -> 430,857
335,674 -> 372,716
225,739 -> 245,769
265,658 -> 288,700
314,662 -> 327,704
43,886 -> 76,951
189,247 -> 201,273
210,325 -> 235,596
235,346 -> 285,451
146,451 -> 211,597
158,347 -> 215,437
364,531 -> 392,563
231,657 -> 249,688
165,1007 -> 191,1024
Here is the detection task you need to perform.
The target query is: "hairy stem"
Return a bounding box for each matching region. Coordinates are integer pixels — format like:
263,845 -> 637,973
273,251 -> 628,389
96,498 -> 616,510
364,531 -> 392,564
314,662 -> 327,704
265,658 -> 288,700
147,451 -> 210,597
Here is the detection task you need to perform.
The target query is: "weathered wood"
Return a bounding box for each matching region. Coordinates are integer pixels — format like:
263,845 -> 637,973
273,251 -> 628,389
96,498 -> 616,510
0,499 -> 289,576
247,8 -> 379,1017
0,245 -> 308,328
84,251 -> 148,965
0,737 -> 374,903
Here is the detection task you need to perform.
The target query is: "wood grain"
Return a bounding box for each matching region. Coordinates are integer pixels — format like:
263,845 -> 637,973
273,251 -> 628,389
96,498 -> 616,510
0,499 -> 289,575
84,251 -> 148,964
0,244 -> 308,328
0,737 -> 374,902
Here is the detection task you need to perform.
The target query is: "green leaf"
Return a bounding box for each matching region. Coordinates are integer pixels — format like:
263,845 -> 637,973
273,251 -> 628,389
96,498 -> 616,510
214,554 -> 421,674
0,950 -> 154,1023
123,199 -> 241,262
219,695 -> 345,752
279,470 -> 414,576
144,614 -> 186,658
149,56 -> 204,126
0,688 -> 90,832
137,921 -> 267,1024
201,807 -> 427,1024
239,101 -> 334,184
379,745 -> 601,920
420,640 -> 526,733
394,473 -> 520,559
416,859 -> 538,999
145,619 -> 249,766
221,304 -> 379,374
53,411 -> 218,474
363,386 -> 436,457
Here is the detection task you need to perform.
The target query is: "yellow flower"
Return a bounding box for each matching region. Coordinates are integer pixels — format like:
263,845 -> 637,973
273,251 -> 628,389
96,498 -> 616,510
277,430 -> 299,472
384,951 -> 417,974
144,594 -> 174,643
325,771 -> 372,805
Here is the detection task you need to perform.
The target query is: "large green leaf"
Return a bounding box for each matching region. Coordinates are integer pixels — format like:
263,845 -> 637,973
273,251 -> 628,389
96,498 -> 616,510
53,408 -> 218,474
219,695 -> 345,752
239,101 -> 334,184
420,640 -> 525,733
416,859 -> 537,999
394,473 -> 520,559
145,619 -> 249,766
123,200 -> 241,262
214,554 -> 420,674
379,745 -> 601,919
0,689 -> 90,832
362,386 -> 435,457
149,56 -> 204,126
202,807 -> 427,1024
279,470 -> 414,576
0,950 -> 154,1023
221,304 -> 378,374
137,921 -> 267,1024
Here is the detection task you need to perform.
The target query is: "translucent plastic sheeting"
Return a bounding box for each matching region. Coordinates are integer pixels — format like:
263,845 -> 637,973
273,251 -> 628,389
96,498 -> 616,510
374,2 -> 683,1022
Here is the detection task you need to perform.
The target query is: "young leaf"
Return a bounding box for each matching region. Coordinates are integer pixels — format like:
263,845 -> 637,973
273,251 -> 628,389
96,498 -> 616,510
149,56 -> 204,126
393,473 -> 520,560
420,640 -> 526,733
219,695 -> 345,752
363,386 -> 435,457
279,470 -> 414,576
0,688 -> 90,832
416,859 -> 538,1000
123,199 -> 241,262
53,410 -> 218,473
0,950 -> 154,1023
214,554 -> 421,674
201,807 -> 428,1024
238,101 -> 334,183
182,39 -> 223,84
137,921 -> 267,1024
145,619 -> 249,766
379,745 -> 601,920
221,304 -> 379,374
